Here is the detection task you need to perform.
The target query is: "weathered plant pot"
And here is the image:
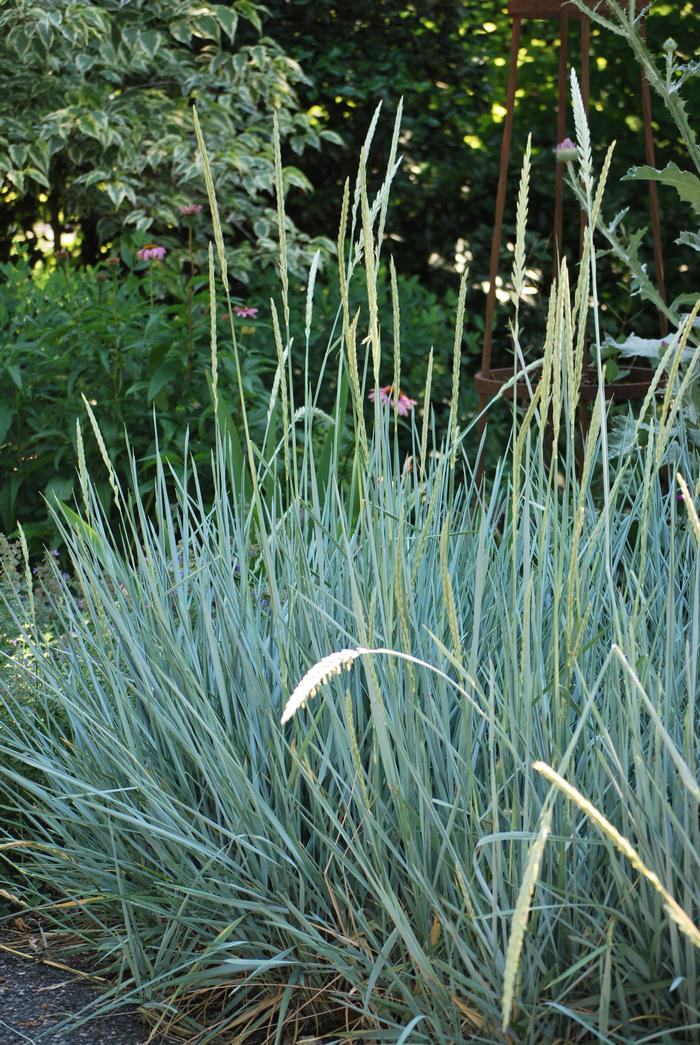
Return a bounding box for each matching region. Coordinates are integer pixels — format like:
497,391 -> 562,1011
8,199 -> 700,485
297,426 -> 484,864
474,365 -> 661,403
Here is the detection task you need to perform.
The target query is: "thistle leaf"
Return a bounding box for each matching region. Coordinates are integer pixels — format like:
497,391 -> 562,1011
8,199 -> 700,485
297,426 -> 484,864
623,162 -> 700,215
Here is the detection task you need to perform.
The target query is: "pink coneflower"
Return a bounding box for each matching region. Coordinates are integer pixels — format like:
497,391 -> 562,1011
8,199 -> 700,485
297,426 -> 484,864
137,243 -> 166,262
555,137 -> 578,163
105,255 -> 120,267
233,305 -> 258,319
180,203 -> 203,216
369,385 -> 417,417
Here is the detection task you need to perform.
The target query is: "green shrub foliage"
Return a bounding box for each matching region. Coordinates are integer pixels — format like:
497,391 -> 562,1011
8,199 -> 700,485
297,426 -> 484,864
0,0 -> 339,272
0,246 -> 490,546
0,251 -> 269,544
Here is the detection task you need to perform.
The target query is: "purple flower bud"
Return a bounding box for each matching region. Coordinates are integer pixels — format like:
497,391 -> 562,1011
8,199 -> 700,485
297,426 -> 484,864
555,138 -> 578,164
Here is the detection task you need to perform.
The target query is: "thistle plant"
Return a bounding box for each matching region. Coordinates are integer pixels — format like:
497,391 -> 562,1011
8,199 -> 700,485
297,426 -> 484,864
568,0 -> 700,444
0,95 -> 699,1045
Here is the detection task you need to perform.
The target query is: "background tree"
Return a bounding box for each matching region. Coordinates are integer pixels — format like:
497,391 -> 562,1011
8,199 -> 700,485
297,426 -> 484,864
0,0 -> 341,275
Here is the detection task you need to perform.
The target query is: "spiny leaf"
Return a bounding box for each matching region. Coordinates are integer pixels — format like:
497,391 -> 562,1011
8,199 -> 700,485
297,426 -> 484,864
623,163 -> 700,215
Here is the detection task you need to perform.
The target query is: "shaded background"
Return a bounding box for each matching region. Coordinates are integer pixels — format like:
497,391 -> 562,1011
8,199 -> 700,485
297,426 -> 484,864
1,0 -> 698,544
262,0 -> 699,346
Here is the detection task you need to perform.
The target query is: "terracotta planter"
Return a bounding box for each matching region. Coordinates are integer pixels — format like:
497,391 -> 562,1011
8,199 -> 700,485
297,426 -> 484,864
474,365 -> 661,403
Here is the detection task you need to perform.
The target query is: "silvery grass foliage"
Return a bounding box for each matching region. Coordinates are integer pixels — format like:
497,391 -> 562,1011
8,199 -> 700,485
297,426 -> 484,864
1,92 -> 700,1043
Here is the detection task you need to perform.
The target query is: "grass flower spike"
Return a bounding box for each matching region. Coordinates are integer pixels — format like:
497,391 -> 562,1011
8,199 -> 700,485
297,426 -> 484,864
677,472 -> 700,545
281,649 -> 365,723
533,762 -> 700,950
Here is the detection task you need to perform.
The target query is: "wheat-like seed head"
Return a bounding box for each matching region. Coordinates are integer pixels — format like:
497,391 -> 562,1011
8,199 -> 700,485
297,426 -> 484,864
390,256 -> 401,404
208,243 -> 218,414
677,473 -> 700,546
420,346 -> 434,479
305,249 -> 321,348
283,645 -> 486,727
502,810 -> 552,1031
81,394 -> 121,509
534,761 -> 700,950
270,300 -> 290,480
16,521 -> 34,627
281,649 -> 366,724
448,269 -> 468,472
570,68 -> 593,194
376,98 -> 403,254
346,309 -> 369,465
360,155 -> 381,385
511,133 -> 531,303
192,106 -> 228,289
273,112 -> 290,337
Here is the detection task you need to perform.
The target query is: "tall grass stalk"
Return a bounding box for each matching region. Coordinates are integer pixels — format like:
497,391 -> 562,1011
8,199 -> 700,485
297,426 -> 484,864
1,108 -> 699,1044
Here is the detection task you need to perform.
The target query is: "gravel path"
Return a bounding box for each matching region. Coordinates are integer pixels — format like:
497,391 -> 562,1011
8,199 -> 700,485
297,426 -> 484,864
0,947 -> 176,1045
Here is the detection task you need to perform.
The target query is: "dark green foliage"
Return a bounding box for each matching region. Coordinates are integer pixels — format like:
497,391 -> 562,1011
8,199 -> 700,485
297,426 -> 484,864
1,249 -> 499,547
264,0 -> 502,288
0,253 -> 273,547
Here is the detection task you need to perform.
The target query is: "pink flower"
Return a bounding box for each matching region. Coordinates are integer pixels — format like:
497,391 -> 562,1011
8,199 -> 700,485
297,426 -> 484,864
233,305 -> 259,319
369,385 -> 417,417
180,203 -> 203,216
137,243 -> 166,262
555,138 -> 578,163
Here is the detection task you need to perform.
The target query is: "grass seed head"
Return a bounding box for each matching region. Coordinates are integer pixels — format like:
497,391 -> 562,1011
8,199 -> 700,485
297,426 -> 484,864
281,649 -> 365,724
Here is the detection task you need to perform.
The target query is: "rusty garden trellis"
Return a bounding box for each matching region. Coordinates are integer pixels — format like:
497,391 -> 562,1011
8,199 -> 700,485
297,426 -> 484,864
474,0 -> 667,476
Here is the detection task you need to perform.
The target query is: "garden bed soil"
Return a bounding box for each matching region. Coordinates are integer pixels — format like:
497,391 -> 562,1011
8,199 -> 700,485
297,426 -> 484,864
0,932 -> 177,1045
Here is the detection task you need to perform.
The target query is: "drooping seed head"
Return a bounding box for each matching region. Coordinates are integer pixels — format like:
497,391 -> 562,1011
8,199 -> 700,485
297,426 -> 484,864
281,649 -> 365,724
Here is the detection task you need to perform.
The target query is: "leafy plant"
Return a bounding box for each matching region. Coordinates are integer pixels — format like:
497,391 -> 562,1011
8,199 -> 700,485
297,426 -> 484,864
567,1 -> 700,423
0,221 -> 492,546
0,250 -> 273,547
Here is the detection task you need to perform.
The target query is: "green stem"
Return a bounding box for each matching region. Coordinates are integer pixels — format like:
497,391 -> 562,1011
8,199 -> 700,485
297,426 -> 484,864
186,222 -> 194,379
567,173 -> 681,332
624,29 -> 700,179
111,267 -> 122,398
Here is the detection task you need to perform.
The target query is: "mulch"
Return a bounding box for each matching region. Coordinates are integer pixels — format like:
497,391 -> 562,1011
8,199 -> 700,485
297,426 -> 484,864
0,933 -> 178,1045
